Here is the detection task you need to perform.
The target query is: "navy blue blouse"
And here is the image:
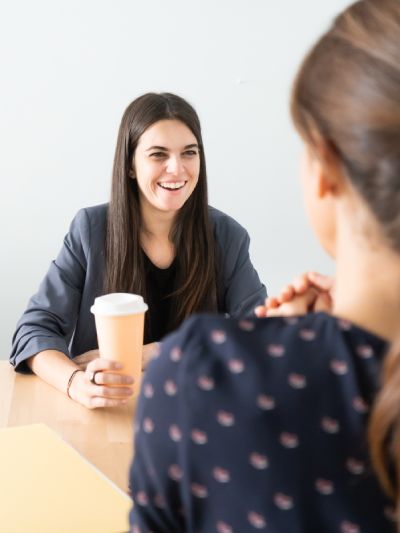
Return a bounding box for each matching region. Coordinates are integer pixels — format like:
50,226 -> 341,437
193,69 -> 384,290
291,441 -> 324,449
130,312 -> 396,533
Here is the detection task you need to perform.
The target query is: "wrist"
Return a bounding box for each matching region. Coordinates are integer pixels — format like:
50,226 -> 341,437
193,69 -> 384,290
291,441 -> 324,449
66,369 -> 84,400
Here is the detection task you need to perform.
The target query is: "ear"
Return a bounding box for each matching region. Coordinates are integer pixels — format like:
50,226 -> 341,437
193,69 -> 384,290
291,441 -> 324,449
128,169 -> 136,179
311,140 -> 346,199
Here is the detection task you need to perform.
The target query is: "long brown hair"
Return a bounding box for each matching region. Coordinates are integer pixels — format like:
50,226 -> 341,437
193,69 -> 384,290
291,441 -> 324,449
291,0 -> 400,518
104,93 -> 218,335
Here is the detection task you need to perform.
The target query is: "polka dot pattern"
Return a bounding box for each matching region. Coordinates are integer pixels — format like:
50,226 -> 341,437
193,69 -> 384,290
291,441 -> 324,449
130,312 -> 393,532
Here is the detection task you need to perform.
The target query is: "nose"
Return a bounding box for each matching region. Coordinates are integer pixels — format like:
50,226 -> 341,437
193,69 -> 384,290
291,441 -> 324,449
166,155 -> 184,176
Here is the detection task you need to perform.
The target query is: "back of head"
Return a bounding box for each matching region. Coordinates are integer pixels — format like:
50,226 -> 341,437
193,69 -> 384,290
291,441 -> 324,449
291,0 -> 400,251
292,0 -> 400,519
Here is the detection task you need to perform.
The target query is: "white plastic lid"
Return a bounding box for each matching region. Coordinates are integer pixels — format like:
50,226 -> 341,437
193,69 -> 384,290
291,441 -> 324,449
90,293 -> 148,316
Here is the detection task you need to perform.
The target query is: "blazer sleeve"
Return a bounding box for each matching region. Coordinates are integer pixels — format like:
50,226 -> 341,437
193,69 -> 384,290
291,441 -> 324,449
9,209 -> 90,373
215,215 -> 267,318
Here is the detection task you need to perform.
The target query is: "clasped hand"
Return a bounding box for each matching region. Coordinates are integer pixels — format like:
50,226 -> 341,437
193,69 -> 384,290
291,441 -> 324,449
255,271 -> 335,318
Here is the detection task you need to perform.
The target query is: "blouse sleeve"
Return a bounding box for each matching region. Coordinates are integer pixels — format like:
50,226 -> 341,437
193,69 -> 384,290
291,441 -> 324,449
9,209 -> 90,372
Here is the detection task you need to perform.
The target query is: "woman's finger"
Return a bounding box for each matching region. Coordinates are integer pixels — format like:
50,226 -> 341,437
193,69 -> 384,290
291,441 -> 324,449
307,272 -> 335,292
86,358 -> 124,373
91,384 -> 133,398
292,273 -> 310,293
254,305 -> 267,317
94,371 -> 134,386
279,285 -> 295,302
314,292 -> 333,312
89,396 -> 129,409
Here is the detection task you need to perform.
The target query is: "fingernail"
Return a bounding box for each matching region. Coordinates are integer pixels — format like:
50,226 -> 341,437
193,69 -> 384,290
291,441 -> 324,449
114,362 -> 123,369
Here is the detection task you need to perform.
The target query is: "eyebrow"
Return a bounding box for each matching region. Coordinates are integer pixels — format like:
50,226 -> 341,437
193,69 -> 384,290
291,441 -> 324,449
145,144 -> 199,152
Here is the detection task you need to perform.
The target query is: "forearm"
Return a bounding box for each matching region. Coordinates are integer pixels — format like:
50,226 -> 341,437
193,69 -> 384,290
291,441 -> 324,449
27,350 -> 79,396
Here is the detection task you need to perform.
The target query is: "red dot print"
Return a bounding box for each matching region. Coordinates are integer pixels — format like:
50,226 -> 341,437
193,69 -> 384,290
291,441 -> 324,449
228,359 -> 245,374
267,344 -> 285,357
330,359 -> 348,375
211,330 -> 227,344
247,511 -> 267,529
256,394 -> 276,410
143,383 -> 154,398
191,429 -> 208,444
346,458 -> 365,475
191,483 -> 208,498
169,424 -> 182,442
340,521 -> 360,533
249,452 -> 269,470
168,464 -> 183,481
136,491 -> 148,506
213,467 -> 231,483
280,432 -> 299,448
352,396 -> 369,414
143,417 -> 154,433
216,521 -> 233,533
170,346 -> 182,362
197,375 -> 215,391
238,320 -> 255,331
274,492 -> 294,510
321,417 -> 340,434
288,373 -> 307,389
217,411 -> 235,427
315,478 -> 334,495
356,345 -> 373,359
299,329 -> 316,341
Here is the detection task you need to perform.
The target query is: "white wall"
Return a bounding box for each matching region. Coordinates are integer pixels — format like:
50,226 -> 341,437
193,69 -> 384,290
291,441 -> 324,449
0,0 -> 351,359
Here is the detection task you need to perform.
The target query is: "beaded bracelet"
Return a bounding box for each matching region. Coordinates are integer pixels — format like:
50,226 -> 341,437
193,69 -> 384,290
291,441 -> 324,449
66,369 -> 84,399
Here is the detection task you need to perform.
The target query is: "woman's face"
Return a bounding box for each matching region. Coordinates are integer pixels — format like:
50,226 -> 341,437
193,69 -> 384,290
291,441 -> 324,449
133,119 -> 200,215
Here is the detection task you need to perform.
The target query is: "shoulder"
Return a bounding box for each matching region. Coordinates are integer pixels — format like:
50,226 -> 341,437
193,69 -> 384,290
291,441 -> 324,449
60,204 -> 108,259
208,206 -> 249,245
148,312 -> 387,394
68,203 -> 108,241
76,203 -> 108,228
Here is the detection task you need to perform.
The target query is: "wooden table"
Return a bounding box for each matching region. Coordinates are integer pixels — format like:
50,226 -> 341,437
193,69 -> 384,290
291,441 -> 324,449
0,360 -> 136,493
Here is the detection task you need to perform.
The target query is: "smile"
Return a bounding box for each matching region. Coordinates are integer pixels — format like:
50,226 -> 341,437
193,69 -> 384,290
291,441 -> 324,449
157,181 -> 187,191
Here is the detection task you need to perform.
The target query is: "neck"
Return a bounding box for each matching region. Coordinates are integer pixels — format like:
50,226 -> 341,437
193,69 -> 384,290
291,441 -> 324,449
140,200 -> 176,240
333,231 -> 400,342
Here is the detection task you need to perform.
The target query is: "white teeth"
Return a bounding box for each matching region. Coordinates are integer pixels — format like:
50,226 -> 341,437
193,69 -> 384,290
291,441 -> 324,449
158,181 -> 185,190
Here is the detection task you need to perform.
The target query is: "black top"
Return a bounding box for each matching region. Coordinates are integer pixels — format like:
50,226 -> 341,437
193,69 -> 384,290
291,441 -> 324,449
143,252 -> 177,344
130,312 -> 395,532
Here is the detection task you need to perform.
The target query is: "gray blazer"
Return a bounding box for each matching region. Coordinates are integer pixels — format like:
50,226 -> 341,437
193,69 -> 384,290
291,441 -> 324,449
10,204 -> 267,372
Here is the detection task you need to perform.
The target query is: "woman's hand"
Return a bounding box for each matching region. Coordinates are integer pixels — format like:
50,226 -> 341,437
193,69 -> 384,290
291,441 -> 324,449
73,349 -> 100,370
255,272 -> 335,318
68,358 -> 134,409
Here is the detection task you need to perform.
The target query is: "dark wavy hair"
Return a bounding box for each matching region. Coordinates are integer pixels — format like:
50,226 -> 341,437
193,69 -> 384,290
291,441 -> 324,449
104,93 -> 218,337
291,0 -> 400,519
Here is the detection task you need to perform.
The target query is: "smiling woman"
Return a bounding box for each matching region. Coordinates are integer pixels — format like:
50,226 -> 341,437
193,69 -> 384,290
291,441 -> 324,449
10,92 -> 266,410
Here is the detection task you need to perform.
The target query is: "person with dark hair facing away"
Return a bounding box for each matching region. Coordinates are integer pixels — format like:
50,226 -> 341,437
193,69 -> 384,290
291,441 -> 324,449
129,1 -> 400,531
10,93 -> 266,409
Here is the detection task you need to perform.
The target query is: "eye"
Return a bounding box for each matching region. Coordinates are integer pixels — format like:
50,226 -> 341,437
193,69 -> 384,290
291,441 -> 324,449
149,152 -> 167,159
182,150 -> 198,157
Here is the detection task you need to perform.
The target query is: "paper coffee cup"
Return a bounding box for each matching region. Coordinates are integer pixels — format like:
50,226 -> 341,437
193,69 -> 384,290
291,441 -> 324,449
91,293 -> 148,395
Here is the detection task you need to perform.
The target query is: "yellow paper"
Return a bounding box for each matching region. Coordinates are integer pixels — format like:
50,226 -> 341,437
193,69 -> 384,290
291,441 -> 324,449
0,424 -> 131,533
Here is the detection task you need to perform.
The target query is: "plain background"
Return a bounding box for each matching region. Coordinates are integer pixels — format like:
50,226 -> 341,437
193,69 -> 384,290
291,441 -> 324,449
1,0 -> 351,359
